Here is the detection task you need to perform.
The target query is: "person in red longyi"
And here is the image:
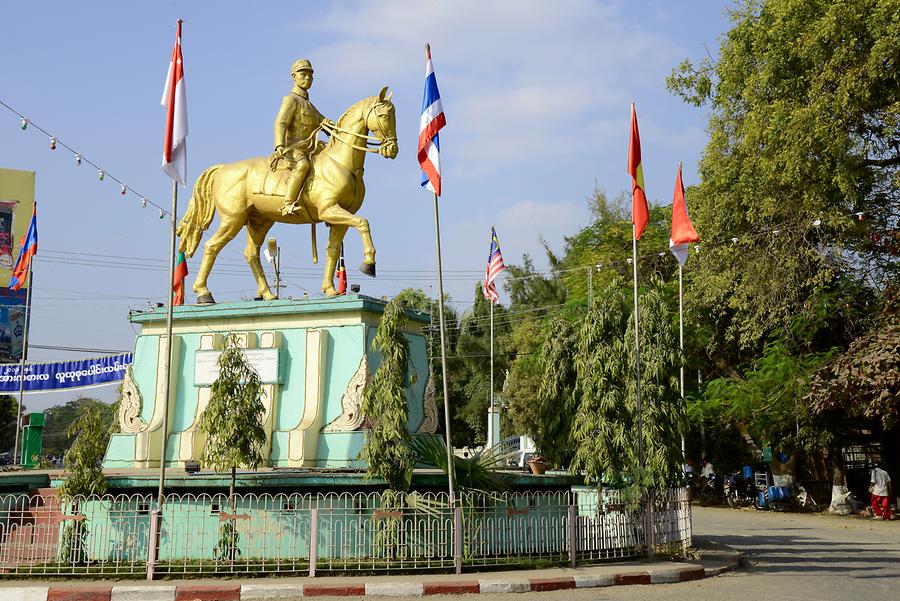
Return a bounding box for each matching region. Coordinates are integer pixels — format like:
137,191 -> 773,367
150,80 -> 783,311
869,462 -> 893,521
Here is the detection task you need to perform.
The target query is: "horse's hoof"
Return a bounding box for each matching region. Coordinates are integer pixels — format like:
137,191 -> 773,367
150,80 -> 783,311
323,287 -> 338,297
359,262 -> 376,278
261,291 -> 277,301
196,293 -> 216,305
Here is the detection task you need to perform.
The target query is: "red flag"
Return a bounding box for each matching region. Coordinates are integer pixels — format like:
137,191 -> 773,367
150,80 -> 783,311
628,103 -> 649,240
336,246 -> 347,295
173,251 -> 188,305
161,20 -> 188,185
669,164 -> 700,265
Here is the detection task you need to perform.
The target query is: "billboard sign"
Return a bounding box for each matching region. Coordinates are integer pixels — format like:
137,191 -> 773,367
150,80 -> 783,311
0,169 -> 36,287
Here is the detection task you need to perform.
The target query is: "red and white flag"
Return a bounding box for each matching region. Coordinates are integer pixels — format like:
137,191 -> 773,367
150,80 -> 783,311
669,164 -> 700,265
161,20 -> 188,186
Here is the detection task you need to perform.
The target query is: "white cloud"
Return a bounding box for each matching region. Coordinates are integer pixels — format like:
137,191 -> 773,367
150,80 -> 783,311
296,0 -> 685,178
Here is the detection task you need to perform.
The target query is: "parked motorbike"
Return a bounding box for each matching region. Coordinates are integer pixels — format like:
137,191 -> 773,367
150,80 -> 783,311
724,472 -> 756,508
699,473 -> 723,507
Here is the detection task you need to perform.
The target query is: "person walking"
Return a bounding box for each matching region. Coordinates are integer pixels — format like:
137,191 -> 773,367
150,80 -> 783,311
869,462 -> 893,521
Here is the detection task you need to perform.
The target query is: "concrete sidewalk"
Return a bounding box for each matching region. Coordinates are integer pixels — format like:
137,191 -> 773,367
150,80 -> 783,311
0,545 -> 742,599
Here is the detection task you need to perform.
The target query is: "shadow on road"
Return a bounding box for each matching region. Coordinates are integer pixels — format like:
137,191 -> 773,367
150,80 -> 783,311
699,531 -> 900,578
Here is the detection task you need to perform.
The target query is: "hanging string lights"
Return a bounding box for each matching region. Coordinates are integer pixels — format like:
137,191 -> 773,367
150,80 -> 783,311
0,98 -> 172,218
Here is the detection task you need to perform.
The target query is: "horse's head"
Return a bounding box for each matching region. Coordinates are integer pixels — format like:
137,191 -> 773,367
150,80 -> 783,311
367,87 -> 398,159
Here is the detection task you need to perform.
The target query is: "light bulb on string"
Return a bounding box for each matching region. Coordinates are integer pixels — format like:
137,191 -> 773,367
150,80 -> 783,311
74,153 -> 82,166
20,118 -> 28,130
855,212 -> 865,221
141,198 -> 148,208
159,209 -> 165,220
813,219 -> 822,227
49,137 -> 57,150
731,237 -> 739,244
98,170 -> 105,181
120,185 -> 127,196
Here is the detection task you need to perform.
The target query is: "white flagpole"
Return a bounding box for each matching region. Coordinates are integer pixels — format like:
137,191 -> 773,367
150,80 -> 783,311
489,300 -> 494,447
632,226 -> 643,473
149,179 -> 178,581
432,192 -> 456,507
679,262 -> 685,459
632,223 -> 653,558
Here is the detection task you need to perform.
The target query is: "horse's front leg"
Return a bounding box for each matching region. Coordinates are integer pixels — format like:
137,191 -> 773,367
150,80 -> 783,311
320,224 -> 349,296
318,205 -> 376,278
244,217 -> 277,300
194,216 -> 245,304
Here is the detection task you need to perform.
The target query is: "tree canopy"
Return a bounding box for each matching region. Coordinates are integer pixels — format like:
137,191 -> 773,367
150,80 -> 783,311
668,0 -> 899,358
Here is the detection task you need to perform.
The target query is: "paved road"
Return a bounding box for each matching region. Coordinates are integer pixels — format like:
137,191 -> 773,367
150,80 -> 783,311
481,506 -> 900,601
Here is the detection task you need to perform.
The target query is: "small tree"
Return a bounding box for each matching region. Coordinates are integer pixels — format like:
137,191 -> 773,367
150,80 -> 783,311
198,335 -> 267,496
360,298 -> 416,491
57,401 -> 110,563
197,334 -> 266,560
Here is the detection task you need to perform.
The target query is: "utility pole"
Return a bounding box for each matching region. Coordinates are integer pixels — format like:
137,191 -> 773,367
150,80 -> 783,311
267,238 -> 282,299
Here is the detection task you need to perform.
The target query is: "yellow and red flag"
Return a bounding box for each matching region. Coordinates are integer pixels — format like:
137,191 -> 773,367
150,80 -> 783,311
627,103 -> 649,240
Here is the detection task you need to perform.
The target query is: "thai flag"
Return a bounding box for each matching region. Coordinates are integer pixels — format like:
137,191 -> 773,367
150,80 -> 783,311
419,44 -> 446,196
484,227 -> 505,304
161,20 -> 188,186
9,204 -> 37,291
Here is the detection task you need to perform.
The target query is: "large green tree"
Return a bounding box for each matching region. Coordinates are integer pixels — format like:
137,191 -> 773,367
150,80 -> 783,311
667,0 -> 899,361
569,278 -> 683,486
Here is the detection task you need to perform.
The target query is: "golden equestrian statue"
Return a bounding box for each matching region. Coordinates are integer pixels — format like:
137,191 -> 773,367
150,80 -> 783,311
176,59 -> 398,303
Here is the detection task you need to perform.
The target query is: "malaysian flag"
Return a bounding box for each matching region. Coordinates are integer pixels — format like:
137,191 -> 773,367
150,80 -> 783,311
418,44 -> 446,196
484,227 -> 505,304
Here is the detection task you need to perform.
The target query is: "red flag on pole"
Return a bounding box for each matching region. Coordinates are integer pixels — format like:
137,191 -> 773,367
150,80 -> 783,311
336,245 -> 347,295
669,164 -> 700,265
161,20 -> 188,186
628,103 -> 649,240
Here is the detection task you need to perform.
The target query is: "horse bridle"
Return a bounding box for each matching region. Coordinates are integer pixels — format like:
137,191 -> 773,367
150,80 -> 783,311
319,101 -> 396,153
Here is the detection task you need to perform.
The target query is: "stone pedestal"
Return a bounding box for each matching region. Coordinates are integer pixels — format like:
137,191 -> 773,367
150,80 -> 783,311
104,295 -> 438,470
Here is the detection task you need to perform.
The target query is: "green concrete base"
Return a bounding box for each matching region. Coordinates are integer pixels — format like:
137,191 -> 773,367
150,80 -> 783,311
102,295 -> 436,471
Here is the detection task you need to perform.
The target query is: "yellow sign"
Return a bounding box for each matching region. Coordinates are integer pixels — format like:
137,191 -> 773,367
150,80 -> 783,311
0,169 -> 35,286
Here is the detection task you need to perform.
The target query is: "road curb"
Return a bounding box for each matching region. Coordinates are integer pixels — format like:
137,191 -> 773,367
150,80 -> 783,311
10,557 -> 743,599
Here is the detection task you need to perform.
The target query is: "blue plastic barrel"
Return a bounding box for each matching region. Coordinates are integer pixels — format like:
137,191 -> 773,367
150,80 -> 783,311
743,465 -> 753,479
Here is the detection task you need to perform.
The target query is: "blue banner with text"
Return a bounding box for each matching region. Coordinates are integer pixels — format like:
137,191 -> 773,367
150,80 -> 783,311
0,353 -> 133,392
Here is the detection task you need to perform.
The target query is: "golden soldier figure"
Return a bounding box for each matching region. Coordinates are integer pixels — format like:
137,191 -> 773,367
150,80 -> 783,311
275,58 -> 334,216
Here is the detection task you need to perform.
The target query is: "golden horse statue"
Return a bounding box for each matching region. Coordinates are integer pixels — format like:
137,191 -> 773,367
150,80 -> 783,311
176,87 -> 398,303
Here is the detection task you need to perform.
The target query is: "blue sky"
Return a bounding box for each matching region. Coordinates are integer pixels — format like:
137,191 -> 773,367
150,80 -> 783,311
0,0 -> 734,409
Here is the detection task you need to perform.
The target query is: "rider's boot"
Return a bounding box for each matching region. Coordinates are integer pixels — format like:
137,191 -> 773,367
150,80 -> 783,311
280,163 -> 308,216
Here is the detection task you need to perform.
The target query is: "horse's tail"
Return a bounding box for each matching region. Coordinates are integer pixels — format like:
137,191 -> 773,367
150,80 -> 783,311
177,165 -> 221,257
